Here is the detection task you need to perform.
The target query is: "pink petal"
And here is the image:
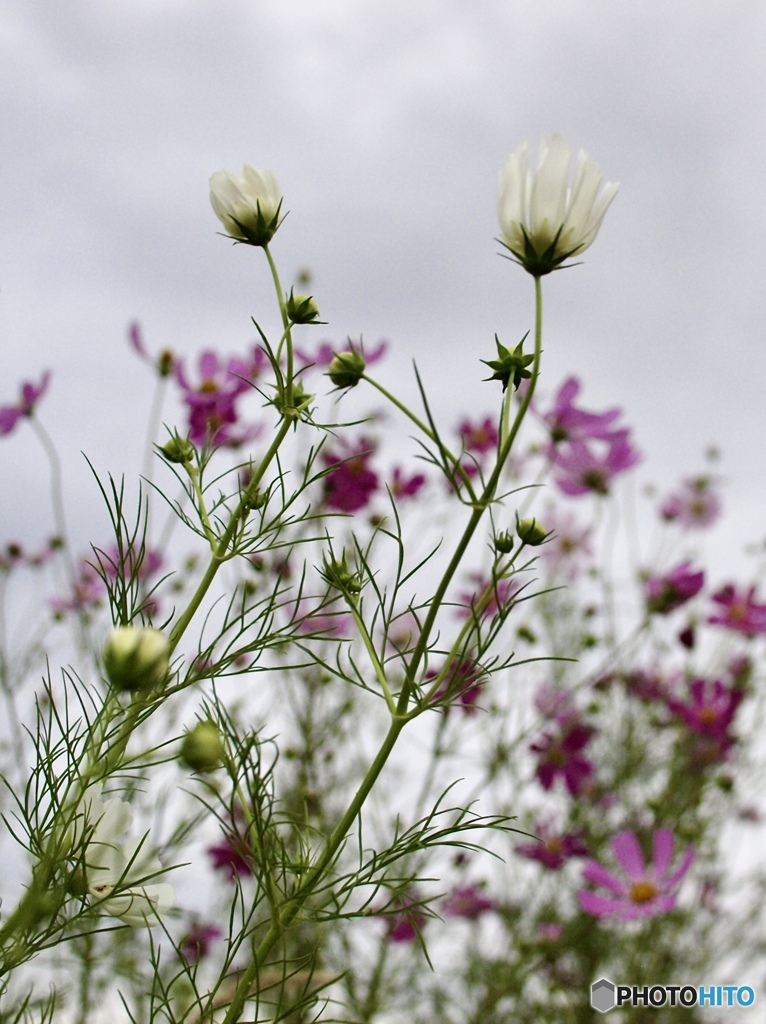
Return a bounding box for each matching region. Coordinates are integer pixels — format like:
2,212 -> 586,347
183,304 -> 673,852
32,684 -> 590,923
611,831 -> 646,881
664,843 -> 695,888
582,860 -> 627,895
578,891 -> 627,917
651,828 -> 675,879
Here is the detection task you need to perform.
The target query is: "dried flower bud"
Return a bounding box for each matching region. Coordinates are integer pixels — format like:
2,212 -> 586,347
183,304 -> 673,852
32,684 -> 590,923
103,627 -> 170,693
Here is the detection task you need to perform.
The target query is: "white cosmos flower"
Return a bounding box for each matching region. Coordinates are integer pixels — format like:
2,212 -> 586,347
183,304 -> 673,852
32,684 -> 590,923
84,789 -> 174,927
497,134 -> 619,276
209,165 -> 283,246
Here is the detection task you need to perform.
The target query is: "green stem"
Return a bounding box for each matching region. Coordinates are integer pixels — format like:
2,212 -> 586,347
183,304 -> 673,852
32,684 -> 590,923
221,717 -> 406,1024
362,374 -> 477,499
401,276 -> 544,709
167,416 -> 291,655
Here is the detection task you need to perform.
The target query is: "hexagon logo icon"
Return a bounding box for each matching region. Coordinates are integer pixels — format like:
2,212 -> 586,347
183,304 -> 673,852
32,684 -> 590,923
591,978 -> 616,1013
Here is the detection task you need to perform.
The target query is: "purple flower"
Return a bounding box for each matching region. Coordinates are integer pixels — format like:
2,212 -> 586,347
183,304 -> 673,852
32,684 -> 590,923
128,322 -> 175,377
660,476 -> 721,529
180,922 -> 222,962
442,884 -> 497,919
458,416 -> 499,456
666,678 -> 743,757
530,721 -> 595,795
708,584 -> 766,637
207,817 -> 254,880
174,348 -> 264,446
380,893 -> 428,943
541,376 -> 622,448
430,659 -> 486,715
0,372 -> 51,436
644,561 -> 704,615
390,466 -> 426,500
456,572 -> 518,622
516,821 -> 588,870
578,829 -> 694,920
322,437 -> 379,513
552,432 -> 641,496
533,683 -> 577,724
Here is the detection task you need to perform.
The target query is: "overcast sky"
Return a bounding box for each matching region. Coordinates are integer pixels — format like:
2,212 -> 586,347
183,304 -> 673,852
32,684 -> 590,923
2,0 -> 766,581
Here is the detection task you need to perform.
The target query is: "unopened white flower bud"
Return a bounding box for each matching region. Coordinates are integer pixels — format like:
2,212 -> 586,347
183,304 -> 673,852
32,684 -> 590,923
103,627 -> 170,693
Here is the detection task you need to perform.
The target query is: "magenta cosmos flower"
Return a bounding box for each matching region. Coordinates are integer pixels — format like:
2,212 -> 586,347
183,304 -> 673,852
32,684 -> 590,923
552,431 -> 641,496
174,348 -> 265,446
321,437 -> 379,513
541,376 -> 622,449
530,720 -> 595,795
666,678 -> 743,754
0,371 -> 51,436
644,561 -> 704,615
515,821 -> 588,870
708,584 -> 766,637
442,884 -> 498,920
579,829 -> 694,920
660,476 -> 721,529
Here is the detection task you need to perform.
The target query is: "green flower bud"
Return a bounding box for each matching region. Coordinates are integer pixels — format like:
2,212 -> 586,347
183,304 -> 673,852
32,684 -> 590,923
482,333 -> 535,392
103,627 -> 170,693
180,721 -> 225,772
161,435 -> 195,464
494,531 -> 515,555
320,554 -> 363,602
516,516 -> 548,546
285,289 -> 321,325
327,350 -> 366,389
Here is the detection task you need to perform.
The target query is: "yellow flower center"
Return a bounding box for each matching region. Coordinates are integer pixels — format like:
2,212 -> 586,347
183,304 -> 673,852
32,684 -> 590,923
629,880 -> 658,903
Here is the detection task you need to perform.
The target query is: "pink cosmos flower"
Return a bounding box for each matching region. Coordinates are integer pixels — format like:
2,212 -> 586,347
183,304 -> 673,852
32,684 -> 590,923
578,828 -> 694,920
390,466 -> 426,500
442,885 -> 498,919
381,892 -> 428,943
666,678 -> 743,757
456,572 -> 518,622
322,437 -> 379,513
644,561 -> 704,615
0,371 -> 51,436
174,348 -> 265,446
208,832 -> 253,880
430,659 -> 486,714
708,584 -> 766,637
541,376 -> 622,449
180,922 -> 222,962
530,720 -> 595,795
515,821 -> 588,869
552,431 -> 641,496
660,476 -> 721,529
128,322 -> 175,377
621,668 -> 673,704
533,682 -> 577,723
458,416 -> 499,457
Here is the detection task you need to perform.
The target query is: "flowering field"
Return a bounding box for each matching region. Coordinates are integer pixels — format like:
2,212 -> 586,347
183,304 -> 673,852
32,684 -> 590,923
0,136 -> 764,1022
